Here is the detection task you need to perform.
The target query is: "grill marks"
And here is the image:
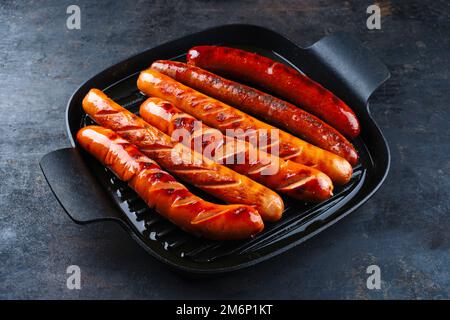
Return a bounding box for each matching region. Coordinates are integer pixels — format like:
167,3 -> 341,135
78,126 -> 204,215
245,160 -> 276,175
278,176 -> 315,191
139,97 -> 333,202
108,119 -> 241,190
141,99 -> 282,185
146,63 -> 353,184
82,89 -> 282,222
106,136 -> 200,209
201,181 -> 242,190
77,125 -> 265,239
144,67 -> 307,161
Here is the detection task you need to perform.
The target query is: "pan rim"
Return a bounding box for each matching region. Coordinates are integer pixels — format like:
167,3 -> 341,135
62,24 -> 391,274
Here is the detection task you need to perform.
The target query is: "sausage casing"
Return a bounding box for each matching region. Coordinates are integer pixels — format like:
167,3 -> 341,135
140,97 -> 334,202
82,89 -> 284,221
77,126 -> 264,240
137,69 -> 353,185
187,46 -> 360,138
151,60 -> 358,165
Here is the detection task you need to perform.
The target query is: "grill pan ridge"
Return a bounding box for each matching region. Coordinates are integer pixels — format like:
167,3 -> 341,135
40,24 -> 390,274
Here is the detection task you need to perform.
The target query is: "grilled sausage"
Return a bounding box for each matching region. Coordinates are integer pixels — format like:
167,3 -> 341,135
140,97 -> 334,202
137,69 -> 353,185
82,89 -> 284,221
151,60 -> 358,165
187,46 -> 360,138
77,126 -> 264,240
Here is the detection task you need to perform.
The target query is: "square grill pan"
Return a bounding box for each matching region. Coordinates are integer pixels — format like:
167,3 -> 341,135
40,24 -> 390,274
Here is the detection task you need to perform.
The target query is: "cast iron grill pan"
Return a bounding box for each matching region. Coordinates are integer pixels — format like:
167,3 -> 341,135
40,25 -> 390,274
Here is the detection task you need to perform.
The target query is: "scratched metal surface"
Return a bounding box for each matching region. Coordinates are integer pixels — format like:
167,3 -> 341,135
0,0 -> 449,299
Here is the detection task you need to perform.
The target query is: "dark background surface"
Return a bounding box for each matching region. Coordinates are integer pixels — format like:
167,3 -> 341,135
1,0 -> 449,299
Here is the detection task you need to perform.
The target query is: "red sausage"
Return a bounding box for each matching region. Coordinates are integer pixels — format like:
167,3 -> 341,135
187,46 -> 360,138
151,60 -> 358,165
77,126 -> 264,240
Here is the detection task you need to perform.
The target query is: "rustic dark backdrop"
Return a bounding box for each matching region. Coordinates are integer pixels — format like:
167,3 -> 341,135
1,0 -> 449,299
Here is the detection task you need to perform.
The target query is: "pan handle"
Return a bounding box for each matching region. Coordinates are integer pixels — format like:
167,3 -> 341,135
301,32 -> 391,108
40,148 -> 127,226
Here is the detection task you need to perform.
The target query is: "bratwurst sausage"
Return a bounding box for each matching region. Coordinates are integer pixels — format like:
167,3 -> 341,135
140,97 -> 334,202
187,46 -> 360,138
77,126 -> 264,240
137,69 -> 352,185
82,89 -> 284,221
151,60 -> 358,165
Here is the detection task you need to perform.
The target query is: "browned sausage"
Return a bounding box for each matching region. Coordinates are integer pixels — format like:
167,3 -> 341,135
187,46 -> 360,138
137,69 -> 353,185
151,60 -> 358,165
77,126 -> 264,240
82,89 -> 284,221
140,97 -> 333,202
